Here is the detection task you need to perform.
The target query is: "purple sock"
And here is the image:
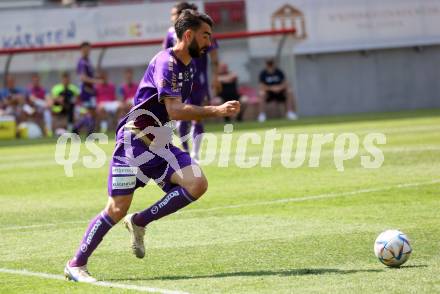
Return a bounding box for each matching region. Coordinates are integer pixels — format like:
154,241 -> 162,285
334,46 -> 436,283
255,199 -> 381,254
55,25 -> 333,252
192,122 -> 204,157
69,211 -> 115,267
193,122 -> 204,138
178,121 -> 190,152
86,116 -> 95,135
133,186 -> 195,227
73,116 -> 86,132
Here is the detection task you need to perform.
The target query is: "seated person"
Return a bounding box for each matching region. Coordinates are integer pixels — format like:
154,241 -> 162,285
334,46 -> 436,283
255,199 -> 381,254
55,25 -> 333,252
27,73 -> 52,136
0,75 -> 29,125
217,63 -> 245,122
119,68 -> 137,117
50,72 -> 80,133
95,70 -> 121,132
258,59 -> 298,122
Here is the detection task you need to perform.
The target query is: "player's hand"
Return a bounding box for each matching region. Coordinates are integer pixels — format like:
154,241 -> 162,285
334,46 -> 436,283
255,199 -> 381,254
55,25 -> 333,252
217,100 -> 240,117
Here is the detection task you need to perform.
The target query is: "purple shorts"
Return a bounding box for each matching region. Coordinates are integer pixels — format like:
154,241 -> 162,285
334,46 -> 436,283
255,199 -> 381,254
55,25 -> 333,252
108,133 -> 194,197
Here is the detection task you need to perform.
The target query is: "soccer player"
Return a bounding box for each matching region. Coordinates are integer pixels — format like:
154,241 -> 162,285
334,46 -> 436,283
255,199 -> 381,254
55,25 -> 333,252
64,9 -> 240,283
73,41 -> 102,135
164,2 -> 220,162
258,59 -> 298,122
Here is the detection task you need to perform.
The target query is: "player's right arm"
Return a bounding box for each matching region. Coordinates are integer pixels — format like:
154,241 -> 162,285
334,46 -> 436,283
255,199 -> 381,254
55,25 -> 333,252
164,97 -> 240,121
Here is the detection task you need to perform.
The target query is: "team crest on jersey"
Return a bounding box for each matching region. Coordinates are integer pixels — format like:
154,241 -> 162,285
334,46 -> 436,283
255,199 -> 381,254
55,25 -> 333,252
184,71 -> 190,81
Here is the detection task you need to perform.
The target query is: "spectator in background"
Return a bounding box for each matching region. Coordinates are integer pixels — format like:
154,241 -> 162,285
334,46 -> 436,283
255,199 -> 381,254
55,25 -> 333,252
258,59 -> 298,122
119,68 -> 137,117
27,73 -> 53,136
0,75 -> 28,124
96,70 -> 120,132
217,62 -> 245,122
50,72 -> 80,134
74,41 -> 102,135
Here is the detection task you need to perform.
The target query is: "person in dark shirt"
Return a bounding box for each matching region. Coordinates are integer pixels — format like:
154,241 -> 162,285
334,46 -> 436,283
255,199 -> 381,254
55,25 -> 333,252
50,72 -> 80,132
217,62 -> 244,122
258,59 -> 298,122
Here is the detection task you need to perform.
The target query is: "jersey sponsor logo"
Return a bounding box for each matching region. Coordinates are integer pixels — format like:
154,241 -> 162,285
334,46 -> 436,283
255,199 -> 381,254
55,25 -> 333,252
158,190 -> 180,209
159,79 -> 167,89
168,56 -> 176,72
171,73 -> 178,93
112,176 -> 136,189
112,166 -> 138,175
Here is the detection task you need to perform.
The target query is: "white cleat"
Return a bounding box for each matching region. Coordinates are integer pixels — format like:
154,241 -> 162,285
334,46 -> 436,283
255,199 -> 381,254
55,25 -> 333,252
123,213 -> 146,259
258,112 -> 266,123
64,262 -> 97,283
287,111 -> 298,120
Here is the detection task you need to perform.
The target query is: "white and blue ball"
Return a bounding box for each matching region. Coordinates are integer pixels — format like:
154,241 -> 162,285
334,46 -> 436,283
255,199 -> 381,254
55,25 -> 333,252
374,230 -> 412,267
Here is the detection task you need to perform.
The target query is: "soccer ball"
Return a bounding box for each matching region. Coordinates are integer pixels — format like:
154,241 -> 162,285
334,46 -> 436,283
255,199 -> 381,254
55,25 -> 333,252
374,230 -> 412,267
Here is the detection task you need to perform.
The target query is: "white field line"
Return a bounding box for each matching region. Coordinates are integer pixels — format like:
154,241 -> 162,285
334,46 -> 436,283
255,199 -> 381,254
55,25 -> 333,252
1,179 -> 439,232
0,268 -> 189,294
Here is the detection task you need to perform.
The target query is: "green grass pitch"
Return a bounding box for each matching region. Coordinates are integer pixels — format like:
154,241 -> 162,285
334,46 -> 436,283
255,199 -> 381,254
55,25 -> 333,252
1,109 -> 440,293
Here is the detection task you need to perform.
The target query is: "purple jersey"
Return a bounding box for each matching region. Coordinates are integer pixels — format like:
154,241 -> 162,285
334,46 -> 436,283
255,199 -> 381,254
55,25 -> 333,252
163,26 -> 219,103
163,27 -> 177,50
116,48 -> 195,136
76,57 -> 96,101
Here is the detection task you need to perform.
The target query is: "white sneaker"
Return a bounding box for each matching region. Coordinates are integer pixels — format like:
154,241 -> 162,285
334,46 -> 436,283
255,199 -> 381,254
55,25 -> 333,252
287,111 -> 298,120
64,262 -> 97,283
123,213 -> 145,259
258,113 -> 266,123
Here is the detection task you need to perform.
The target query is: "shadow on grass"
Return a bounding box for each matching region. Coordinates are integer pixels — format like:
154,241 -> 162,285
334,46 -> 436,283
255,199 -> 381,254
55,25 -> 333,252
107,268 -> 384,282
388,264 -> 428,269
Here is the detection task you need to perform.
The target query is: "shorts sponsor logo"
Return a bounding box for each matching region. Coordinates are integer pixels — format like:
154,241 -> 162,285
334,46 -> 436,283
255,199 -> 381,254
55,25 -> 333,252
112,166 -> 138,175
151,206 -> 158,214
112,176 -> 136,190
158,190 -> 179,209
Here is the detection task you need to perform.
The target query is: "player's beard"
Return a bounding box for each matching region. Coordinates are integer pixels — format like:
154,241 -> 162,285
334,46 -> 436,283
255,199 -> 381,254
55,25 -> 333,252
188,38 -> 206,58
